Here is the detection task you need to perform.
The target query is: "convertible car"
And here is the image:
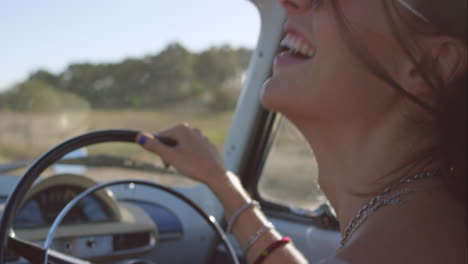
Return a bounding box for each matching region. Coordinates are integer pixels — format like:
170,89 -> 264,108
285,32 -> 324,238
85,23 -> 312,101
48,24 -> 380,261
0,0 -> 341,263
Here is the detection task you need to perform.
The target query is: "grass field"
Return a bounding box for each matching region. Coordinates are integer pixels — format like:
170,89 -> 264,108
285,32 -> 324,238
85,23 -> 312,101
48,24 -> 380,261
0,108 -> 324,210
0,106 -> 233,162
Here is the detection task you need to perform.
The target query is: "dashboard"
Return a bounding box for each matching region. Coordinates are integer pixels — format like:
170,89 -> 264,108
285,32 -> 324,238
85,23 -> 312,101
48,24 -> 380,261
15,185 -> 113,228
1,174 -> 184,263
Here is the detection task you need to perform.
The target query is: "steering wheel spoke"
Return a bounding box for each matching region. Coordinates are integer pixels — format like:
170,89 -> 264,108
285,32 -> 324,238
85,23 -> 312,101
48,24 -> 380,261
9,236 -> 92,264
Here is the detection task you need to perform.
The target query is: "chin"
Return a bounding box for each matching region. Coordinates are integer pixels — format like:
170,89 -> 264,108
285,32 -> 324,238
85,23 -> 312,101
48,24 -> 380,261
260,78 -> 284,112
261,74 -> 312,115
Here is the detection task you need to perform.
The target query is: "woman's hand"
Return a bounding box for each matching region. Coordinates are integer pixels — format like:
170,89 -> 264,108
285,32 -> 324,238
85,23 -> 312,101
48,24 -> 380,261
136,123 -> 229,186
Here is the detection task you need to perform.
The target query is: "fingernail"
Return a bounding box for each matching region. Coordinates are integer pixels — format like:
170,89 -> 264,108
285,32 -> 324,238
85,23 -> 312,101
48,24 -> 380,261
138,135 -> 147,145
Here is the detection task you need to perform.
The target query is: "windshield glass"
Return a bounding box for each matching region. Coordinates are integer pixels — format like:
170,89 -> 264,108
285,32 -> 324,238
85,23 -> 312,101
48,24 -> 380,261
0,1 -> 259,183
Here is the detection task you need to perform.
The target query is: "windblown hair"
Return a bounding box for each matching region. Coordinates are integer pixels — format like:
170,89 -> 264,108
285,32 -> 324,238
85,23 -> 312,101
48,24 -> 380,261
330,0 -> 467,203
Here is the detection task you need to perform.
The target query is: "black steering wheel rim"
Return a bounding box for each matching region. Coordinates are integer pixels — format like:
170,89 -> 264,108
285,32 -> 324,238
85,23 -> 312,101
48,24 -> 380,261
0,129 -> 239,264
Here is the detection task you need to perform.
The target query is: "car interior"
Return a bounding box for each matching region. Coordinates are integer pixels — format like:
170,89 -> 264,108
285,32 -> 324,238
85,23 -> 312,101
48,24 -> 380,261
0,0 -> 342,263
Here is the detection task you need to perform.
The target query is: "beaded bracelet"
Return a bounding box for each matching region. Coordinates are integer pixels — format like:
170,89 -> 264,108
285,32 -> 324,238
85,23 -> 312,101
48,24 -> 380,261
226,200 -> 260,233
253,236 -> 292,264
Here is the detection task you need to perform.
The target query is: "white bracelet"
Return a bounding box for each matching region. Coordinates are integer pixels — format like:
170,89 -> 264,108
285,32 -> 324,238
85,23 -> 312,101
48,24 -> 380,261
226,200 -> 260,233
242,222 -> 274,255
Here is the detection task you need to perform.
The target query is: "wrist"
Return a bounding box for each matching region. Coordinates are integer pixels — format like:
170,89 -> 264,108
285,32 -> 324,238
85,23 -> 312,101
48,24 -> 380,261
206,169 -> 238,189
208,171 -> 253,216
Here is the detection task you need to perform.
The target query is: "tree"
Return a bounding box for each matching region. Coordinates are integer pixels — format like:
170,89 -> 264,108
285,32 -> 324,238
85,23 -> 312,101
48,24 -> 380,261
195,45 -> 247,110
147,43 -> 199,105
3,80 -> 89,112
0,42 -> 253,111
28,69 -> 60,88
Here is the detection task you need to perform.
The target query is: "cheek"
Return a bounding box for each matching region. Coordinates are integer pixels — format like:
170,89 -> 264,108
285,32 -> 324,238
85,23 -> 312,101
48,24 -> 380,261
262,55 -> 391,122
261,51 -> 358,119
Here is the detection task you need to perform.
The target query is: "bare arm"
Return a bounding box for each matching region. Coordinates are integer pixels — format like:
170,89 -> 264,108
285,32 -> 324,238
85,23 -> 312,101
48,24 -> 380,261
210,171 -> 308,264
136,125 -> 308,264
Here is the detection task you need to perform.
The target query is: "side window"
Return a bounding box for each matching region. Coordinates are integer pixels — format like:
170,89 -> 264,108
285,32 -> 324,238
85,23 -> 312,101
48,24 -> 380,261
258,116 -> 327,211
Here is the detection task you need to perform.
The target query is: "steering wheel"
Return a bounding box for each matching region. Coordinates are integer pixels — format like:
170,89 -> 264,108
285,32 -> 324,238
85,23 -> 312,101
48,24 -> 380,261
0,130 -> 239,264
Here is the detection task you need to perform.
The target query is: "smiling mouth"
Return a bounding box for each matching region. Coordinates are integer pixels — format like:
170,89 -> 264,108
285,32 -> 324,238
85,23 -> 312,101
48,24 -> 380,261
279,33 -> 316,59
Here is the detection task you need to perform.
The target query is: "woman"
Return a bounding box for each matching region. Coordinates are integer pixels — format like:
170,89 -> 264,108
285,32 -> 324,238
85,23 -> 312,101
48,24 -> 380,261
136,0 -> 467,263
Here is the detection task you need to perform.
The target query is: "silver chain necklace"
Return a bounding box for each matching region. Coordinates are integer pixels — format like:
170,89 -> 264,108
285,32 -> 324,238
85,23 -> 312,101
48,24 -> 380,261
339,170 -> 440,247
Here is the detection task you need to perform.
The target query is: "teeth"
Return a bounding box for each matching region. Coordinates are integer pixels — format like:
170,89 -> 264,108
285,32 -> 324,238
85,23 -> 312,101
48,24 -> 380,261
280,35 -> 289,47
299,44 -> 308,55
280,34 -> 315,58
294,39 -> 302,53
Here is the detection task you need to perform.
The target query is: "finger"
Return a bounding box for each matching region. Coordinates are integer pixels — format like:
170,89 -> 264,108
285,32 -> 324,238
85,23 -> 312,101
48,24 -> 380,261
136,132 -> 154,145
157,126 -> 179,137
136,132 -> 173,156
157,123 -> 191,141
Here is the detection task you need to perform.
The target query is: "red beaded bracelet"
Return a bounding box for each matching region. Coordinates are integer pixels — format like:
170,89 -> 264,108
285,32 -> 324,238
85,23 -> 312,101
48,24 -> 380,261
253,236 -> 292,264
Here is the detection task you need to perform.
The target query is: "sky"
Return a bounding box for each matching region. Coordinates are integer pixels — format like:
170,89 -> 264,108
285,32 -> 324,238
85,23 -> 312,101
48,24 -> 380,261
0,0 -> 260,90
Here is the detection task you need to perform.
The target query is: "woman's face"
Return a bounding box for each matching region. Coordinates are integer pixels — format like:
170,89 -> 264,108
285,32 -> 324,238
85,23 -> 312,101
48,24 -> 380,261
262,0 -> 407,124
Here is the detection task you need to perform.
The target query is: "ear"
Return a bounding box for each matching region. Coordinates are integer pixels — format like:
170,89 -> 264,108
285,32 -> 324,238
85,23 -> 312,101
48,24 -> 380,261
434,38 -> 467,85
397,37 -> 467,99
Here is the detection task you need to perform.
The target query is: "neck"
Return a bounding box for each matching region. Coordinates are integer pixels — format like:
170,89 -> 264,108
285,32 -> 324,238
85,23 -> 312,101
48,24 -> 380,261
289,109 -> 437,233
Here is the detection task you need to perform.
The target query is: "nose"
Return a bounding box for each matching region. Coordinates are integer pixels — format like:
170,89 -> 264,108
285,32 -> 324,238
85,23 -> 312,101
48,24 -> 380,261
279,0 -> 312,15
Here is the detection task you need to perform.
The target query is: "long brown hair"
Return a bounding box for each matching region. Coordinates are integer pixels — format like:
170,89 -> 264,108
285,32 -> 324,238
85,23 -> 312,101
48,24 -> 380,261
330,0 -> 467,202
